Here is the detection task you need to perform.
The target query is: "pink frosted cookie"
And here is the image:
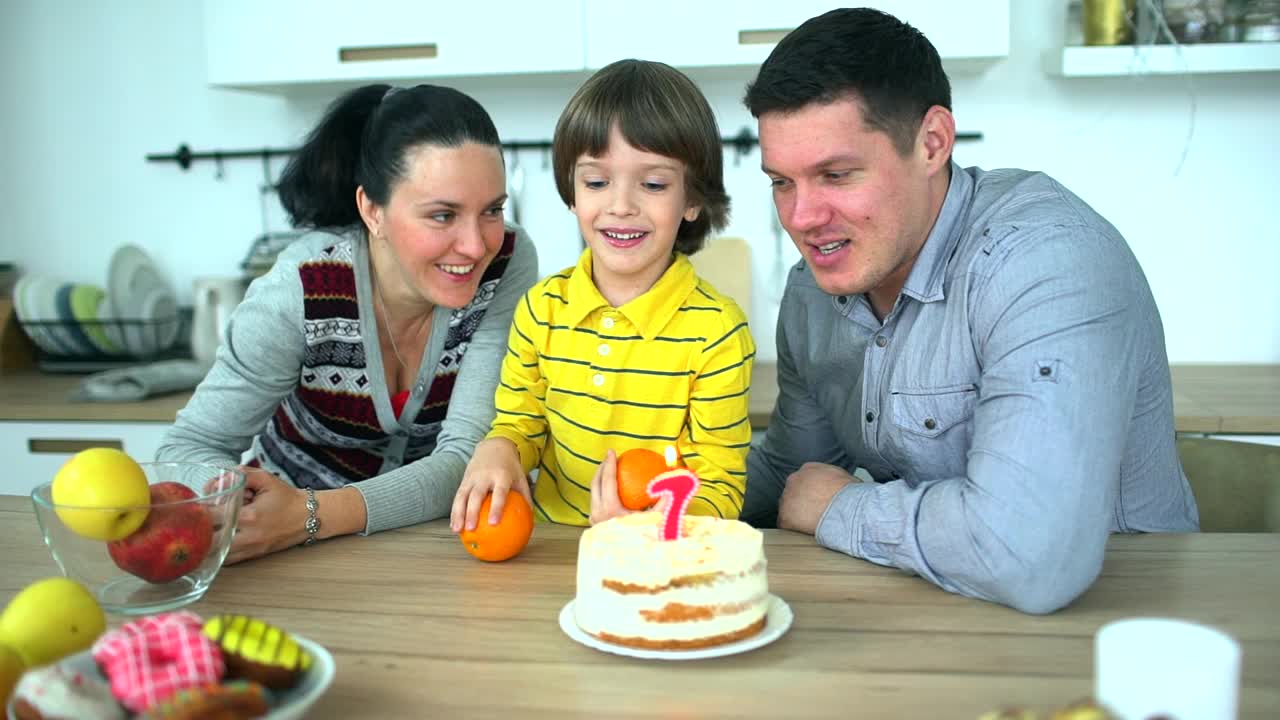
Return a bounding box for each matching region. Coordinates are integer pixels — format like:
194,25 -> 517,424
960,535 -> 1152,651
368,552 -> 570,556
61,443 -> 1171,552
11,664 -> 125,720
91,611 -> 226,714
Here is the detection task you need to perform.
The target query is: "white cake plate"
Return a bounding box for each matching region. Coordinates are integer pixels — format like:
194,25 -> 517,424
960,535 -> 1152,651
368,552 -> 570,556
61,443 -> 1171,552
559,593 -> 793,660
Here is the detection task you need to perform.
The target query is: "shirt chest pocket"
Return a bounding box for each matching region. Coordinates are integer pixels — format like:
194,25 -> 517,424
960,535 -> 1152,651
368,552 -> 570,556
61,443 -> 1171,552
889,384 -> 977,437
886,384 -> 977,482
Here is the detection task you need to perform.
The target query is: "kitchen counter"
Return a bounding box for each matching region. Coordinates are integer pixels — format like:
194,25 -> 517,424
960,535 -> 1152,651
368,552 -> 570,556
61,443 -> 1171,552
1,364 -> 1277,434
0,370 -> 191,422
748,363 -> 1280,435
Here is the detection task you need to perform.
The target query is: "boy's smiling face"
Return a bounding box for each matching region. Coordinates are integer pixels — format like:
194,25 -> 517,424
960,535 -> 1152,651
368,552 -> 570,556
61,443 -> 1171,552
572,125 -> 701,307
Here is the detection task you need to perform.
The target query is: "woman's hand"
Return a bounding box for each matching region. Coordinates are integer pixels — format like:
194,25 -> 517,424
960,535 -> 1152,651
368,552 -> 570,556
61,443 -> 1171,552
223,467 -> 309,564
589,449 -> 630,525
451,438 -> 531,532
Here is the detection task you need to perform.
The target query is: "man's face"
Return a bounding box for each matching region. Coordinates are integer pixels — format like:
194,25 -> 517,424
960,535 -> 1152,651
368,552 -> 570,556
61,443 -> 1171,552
759,98 -> 936,301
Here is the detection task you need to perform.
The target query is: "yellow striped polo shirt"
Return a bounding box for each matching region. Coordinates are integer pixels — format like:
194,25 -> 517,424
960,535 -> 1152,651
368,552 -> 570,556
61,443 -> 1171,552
486,248 -> 755,525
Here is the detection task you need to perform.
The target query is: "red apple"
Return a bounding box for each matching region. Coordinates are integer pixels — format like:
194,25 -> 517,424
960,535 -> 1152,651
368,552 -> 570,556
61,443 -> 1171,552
107,483 -> 213,584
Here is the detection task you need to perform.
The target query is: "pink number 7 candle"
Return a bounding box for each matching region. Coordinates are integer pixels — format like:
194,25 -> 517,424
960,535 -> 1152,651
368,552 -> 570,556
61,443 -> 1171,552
647,469 -> 699,541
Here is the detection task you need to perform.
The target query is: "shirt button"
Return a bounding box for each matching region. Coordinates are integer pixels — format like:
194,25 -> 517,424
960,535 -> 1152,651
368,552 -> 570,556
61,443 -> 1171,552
865,411 -> 875,423
602,317 -> 615,329
837,296 -> 848,305
1039,366 -> 1052,376
597,343 -> 610,356
592,374 -> 605,387
875,335 -> 888,348
923,418 -> 937,430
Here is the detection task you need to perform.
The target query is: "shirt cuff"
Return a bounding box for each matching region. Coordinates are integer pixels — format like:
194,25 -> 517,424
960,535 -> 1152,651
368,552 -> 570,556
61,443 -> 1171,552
814,482 -> 872,556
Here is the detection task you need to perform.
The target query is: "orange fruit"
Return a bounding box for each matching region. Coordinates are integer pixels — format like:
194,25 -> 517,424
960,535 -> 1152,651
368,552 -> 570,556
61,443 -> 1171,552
616,448 -> 680,511
459,492 -> 534,562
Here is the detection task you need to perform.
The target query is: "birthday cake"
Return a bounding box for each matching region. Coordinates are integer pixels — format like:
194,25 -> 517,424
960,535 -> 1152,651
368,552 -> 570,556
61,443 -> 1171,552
574,511 -> 769,650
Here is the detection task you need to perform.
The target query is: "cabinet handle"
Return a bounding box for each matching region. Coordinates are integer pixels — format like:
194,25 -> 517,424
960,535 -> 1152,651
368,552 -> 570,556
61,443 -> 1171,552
738,29 -> 791,45
339,43 -> 438,63
29,439 -> 123,454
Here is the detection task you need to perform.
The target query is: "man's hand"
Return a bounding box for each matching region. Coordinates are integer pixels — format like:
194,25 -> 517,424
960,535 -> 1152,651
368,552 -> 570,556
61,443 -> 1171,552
777,462 -> 859,535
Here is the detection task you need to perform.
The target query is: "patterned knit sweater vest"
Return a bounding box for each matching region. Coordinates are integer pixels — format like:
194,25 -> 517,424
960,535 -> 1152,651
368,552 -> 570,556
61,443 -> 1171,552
254,232 -> 516,490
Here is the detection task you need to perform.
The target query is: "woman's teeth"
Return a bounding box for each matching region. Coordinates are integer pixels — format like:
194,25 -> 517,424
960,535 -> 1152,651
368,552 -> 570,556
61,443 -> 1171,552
603,230 -> 644,240
439,263 -> 475,275
818,240 -> 847,255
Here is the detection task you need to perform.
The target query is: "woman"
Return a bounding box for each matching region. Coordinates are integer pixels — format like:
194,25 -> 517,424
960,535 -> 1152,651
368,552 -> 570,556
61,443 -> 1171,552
158,83 -> 537,563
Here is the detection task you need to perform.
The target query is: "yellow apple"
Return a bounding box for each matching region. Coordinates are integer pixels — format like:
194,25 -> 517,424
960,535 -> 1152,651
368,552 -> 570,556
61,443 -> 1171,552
51,447 -> 151,541
0,643 -> 21,709
0,578 -> 106,669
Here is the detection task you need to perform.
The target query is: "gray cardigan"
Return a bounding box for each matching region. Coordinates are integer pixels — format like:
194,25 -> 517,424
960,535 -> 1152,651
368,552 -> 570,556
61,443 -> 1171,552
158,225 -> 538,533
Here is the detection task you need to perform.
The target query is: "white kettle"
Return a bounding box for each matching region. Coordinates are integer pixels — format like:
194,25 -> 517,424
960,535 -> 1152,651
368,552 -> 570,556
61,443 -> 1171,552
190,276 -> 246,367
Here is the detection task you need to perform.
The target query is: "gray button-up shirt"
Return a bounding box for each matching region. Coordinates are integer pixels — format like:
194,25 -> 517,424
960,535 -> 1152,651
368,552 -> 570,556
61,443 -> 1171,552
745,164 -> 1198,614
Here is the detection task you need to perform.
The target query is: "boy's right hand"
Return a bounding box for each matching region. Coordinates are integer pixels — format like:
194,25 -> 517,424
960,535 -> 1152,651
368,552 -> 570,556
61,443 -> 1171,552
451,438 -> 531,533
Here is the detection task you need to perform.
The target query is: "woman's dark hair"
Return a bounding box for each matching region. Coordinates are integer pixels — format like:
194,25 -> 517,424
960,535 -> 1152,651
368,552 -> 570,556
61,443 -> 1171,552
552,59 -> 729,255
744,8 -> 951,156
277,83 -> 501,230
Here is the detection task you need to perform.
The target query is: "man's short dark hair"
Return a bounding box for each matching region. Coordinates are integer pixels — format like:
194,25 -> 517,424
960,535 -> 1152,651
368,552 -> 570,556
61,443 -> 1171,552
744,8 -> 951,156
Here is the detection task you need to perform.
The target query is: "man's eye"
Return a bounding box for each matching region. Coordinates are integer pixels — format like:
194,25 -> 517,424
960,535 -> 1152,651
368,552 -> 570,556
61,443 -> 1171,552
485,205 -> 505,217
824,171 -> 850,181
769,177 -> 790,189
430,212 -> 454,223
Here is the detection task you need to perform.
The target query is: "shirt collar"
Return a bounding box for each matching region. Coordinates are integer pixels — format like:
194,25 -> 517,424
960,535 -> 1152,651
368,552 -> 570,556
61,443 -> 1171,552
899,161 -> 973,304
563,248 -> 698,340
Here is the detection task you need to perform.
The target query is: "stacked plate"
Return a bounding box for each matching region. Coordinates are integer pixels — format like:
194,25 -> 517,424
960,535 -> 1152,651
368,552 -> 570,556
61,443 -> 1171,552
13,245 -> 180,358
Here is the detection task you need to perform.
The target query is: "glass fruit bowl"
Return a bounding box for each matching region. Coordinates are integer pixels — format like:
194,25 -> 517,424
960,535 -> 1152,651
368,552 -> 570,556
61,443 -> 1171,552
30,462 -> 245,615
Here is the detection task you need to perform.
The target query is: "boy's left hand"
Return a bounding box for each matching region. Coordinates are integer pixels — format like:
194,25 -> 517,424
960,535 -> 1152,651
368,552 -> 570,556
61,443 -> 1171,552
589,449 -> 631,525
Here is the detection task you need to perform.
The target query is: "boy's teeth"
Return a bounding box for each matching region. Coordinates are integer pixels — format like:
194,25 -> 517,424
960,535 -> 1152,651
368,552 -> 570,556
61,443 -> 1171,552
604,231 -> 644,240
439,263 -> 475,275
818,241 -> 847,255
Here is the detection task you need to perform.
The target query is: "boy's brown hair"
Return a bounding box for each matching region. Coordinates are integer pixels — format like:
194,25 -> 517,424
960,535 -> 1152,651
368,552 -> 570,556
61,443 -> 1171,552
552,59 -> 730,255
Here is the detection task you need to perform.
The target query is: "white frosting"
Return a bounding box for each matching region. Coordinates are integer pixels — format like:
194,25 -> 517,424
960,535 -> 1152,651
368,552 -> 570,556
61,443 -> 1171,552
14,664 -> 125,720
575,512 -> 769,643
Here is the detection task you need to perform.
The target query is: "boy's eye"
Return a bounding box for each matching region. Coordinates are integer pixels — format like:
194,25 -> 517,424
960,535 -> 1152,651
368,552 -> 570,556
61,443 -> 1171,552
642,181 -> 668,191
583,179 -> 607,190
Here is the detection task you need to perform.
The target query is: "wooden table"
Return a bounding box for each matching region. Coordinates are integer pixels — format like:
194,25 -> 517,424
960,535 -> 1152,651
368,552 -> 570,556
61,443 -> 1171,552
1,497 -> 1276,719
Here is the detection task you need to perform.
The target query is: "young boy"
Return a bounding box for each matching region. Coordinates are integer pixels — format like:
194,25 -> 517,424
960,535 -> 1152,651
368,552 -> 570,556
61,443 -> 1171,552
451,59 -> 754,530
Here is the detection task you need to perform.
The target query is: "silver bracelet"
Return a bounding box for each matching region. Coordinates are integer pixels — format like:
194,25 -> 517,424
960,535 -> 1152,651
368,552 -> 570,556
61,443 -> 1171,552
303,488 -> 321,546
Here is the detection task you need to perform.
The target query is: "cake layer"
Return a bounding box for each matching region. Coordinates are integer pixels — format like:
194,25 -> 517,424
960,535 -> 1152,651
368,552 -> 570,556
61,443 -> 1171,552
575,511 -> 770,648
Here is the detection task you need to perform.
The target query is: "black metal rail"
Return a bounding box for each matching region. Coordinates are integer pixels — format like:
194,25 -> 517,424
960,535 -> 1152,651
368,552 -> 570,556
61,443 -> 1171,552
145,128 -> 984,172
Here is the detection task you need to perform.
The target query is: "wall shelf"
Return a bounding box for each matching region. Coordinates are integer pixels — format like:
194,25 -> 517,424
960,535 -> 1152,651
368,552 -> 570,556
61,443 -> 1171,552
1045,42 -> 1280,77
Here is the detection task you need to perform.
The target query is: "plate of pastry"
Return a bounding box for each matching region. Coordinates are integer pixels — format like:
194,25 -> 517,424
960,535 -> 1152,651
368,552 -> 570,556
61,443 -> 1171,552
7,612 -> 335,720
559,593 -> 794,661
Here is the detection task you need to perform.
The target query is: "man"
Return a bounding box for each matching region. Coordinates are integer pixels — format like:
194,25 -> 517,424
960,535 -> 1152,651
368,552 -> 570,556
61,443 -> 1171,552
742,8 -> 1198,614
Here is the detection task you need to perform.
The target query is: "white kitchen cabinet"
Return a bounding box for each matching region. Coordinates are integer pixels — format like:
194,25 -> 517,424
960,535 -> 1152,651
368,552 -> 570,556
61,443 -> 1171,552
0,422 -> 172,497
203,0 -> 585,88
584,1 -> 1010,72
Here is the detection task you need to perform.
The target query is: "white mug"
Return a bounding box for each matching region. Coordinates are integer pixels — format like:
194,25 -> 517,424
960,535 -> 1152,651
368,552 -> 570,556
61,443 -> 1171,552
190,276 -> 246,367
1096,618 -> 1241,720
